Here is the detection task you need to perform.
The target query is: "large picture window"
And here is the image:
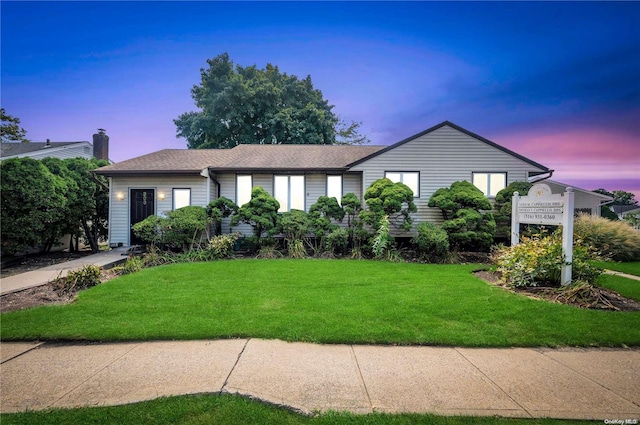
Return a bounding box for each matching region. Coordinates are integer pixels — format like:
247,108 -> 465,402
327,175 -> 342,204
274,175 -> 305,212
236,175 -> 253,207
472,172 -> 506,197
173,188 -> 191,210
385,172 -> 419,197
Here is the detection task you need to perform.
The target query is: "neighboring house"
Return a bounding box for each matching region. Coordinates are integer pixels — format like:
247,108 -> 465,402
95,121 -> 604,246
1,130 -> 111,254
611,204 -> 640,220
0,140 -> 93,161
0,129 -> 110,162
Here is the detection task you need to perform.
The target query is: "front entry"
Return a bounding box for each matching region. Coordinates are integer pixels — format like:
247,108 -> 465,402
130,189 -> 155,245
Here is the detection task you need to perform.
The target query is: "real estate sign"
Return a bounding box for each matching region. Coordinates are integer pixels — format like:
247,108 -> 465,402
511,183 -> 575,286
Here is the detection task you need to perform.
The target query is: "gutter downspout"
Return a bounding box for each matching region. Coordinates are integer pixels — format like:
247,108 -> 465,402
527,169 -> 554,184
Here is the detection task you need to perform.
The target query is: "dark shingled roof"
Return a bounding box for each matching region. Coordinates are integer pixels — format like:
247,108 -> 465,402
211,144 -> 385,171
95,149 -> 234,175
0,142 -> 85,158
95,145 -> 385,175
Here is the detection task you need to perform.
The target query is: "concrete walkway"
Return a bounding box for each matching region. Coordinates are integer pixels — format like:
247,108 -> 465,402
1,339 -> 639,419
0,248 -> 128,295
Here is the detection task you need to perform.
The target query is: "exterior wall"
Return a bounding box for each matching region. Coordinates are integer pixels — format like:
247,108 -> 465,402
218,172 -> 365,237
545,181 -> 607,217
108,174 -> 210,246
349,125 -> 547,233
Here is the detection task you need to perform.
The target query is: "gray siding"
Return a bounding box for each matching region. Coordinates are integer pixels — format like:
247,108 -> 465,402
349,125 -> 547,233
109,175 -> 210,246
218,172 -> 366,237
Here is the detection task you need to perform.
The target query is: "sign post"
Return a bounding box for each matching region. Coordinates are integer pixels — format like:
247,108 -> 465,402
512,184 -> 575,286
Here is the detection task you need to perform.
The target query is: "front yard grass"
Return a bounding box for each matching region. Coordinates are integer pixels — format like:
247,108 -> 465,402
596,274 -> 640,301
1,259 -> 639,347
592,261 -> 640,276
0,393 -> 596,425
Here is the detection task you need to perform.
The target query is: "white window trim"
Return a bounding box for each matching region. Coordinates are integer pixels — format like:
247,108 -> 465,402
385,171 -> 420,198
327,175 -> 343,204
172,188 -> 191,210
236,175 -> 253,207
274,175 -> 305,212
472,172 -> 507,197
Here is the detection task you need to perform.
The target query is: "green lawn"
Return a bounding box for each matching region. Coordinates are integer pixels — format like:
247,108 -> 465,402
1,259 -> 639,347
596,274 -> 640,301
592,261 -> 640,276
0,393 -> 596,425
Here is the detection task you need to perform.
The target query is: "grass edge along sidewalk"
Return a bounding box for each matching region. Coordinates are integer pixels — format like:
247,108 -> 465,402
1,259 -> 639,347
0,393 -> 604,425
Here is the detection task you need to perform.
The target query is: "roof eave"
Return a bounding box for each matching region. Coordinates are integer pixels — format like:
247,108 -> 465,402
95,169 -> 206,177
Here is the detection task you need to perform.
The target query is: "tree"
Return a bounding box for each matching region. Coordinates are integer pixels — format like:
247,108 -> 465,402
64,158 -> 110,253
428,181 -> 496,252
594,188 -> 638,206
175,53 -> 339,149
308,196 -> 345,251
231,186 -> 280,245
334,118 -> 370,145
0,158 -> 67,254
206,197 -> 238,235
594,188 -> 637,221
1,108 -> 29,143
493,182 -> 532,237
360,178 -> 417,231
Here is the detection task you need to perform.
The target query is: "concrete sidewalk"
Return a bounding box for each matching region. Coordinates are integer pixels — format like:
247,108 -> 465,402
0,248 -> 128,296
1,339 -> 639,419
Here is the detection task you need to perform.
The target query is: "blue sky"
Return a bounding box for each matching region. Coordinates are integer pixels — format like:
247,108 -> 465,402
2,1 -> 639,196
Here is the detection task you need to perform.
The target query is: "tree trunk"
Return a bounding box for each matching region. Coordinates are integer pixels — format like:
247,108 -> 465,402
81,219 -> 100,253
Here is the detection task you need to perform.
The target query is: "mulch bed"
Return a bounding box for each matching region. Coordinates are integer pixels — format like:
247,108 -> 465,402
474,270 -> 640,312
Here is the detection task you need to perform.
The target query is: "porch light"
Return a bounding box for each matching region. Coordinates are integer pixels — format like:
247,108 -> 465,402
158,192 -> 166,201
116,192 -> 125,201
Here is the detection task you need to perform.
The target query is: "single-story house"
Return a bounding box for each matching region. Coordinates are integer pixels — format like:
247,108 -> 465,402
95,121 -> 608,246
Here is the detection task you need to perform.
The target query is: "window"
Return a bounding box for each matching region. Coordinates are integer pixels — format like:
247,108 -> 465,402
472,172 -> 506,197
327,175 -> 342,204
173,189 -> 191,209
385,172 -> 419,197
237,175 -> 253,207
274,175 -> 305,212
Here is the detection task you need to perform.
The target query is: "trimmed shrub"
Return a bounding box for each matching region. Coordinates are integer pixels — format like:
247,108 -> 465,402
54,265 -> 101,295
206,233 -> 240,259
326,227 -> 349,256
493,231 -> 602,287
428,181 -> 496,252
573,214 -> 640,261
231,186 -> 280,246
412,222 -> 450,263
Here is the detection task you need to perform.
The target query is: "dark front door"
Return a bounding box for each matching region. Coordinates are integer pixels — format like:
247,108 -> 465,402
130,189 -> 155,245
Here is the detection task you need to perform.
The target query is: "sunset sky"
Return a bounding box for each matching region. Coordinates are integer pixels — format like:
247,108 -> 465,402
2,1 -> 638,197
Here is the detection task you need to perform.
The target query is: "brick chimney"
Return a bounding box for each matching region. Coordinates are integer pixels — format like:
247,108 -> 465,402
93,129 -> 109,160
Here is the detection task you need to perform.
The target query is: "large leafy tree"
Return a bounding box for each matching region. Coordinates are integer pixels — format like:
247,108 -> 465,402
175,53 -> 341,149
1,108 -> 29,143
1,158 -> 67,254
64,157 -> 110,253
